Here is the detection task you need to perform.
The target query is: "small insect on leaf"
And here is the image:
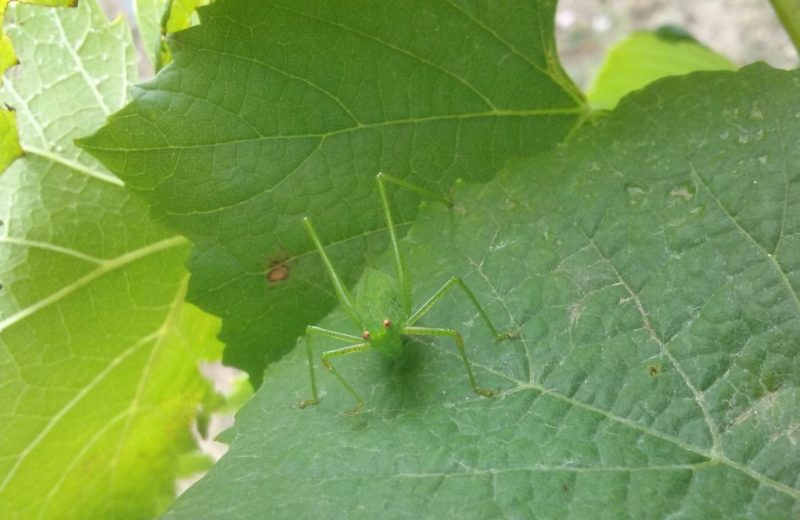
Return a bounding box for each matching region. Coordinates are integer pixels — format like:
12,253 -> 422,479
298,173 -> 517,414
648,364 -> 661,377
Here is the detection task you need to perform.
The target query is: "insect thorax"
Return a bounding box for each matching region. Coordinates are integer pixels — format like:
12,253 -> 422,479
366,323 -> 404,358
354,268 -> 406,357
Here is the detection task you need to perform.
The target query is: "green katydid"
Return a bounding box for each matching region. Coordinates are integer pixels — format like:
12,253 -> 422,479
300,172 -> 513,413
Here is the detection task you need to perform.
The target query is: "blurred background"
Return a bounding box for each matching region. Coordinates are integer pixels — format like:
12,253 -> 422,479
98,0 -> 798,86
555,0 -> 796,86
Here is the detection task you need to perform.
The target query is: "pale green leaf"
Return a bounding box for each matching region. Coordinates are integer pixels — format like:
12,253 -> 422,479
134,0 -> 167,69
0,29 -> 13,73
1,0 -> 21,172
19,0 -> 78,6
587,29 -> 737,110
164,0 -> 205,32
0,0 -> 15,73
156,0 -> 206,69
164,64 -> 800,519
0,1 -> 222,518
135,0 -> 206,71
0,108 -> 21,171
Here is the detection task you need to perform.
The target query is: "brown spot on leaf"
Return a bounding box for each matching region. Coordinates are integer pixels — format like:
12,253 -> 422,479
265,251 -> 291,288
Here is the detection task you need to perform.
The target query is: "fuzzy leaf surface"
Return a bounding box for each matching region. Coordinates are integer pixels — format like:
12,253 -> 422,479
164,64 -> 800,519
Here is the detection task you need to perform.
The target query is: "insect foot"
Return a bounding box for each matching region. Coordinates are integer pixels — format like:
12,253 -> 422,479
298,398 -> 319,409
476,387 -> 496,398
344,402 -> 364,416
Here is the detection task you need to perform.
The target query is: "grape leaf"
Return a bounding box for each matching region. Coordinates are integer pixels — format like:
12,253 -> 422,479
163,64 -> 800,518
0,2 -> 222,518
79,0 -> 587,385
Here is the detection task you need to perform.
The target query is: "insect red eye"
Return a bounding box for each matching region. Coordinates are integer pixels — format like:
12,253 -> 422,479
362,331 -> 371,341
383,319 -> 392,328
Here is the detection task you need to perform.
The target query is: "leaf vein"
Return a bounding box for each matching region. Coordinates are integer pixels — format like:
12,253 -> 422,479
272,3 -> 498,111
689,162 -> 800,317
581,231 -> 723,457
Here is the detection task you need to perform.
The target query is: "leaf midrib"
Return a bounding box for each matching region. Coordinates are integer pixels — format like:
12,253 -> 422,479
0,235 -> 188,332
83,106 -> 585,153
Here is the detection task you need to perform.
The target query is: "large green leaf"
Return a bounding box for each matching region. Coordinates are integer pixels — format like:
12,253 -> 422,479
79,0 -> 587,384
0,2 -> 222,518
163,64 -> 800,518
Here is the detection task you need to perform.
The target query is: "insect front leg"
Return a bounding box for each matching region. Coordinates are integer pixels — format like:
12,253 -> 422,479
299,326 -> 363,409
402,326 -> 495,398
321,343 -> 370,414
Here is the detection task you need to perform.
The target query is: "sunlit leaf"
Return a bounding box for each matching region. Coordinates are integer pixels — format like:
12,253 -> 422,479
0,2 -> 223,517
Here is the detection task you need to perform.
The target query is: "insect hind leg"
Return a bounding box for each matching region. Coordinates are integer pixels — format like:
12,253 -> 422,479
321,343 -> 370,414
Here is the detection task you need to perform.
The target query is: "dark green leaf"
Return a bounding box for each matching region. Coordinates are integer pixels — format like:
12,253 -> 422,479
79,0 -> 586,384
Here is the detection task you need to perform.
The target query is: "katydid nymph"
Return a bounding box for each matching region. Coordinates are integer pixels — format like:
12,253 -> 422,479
300,172 -> 512,414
